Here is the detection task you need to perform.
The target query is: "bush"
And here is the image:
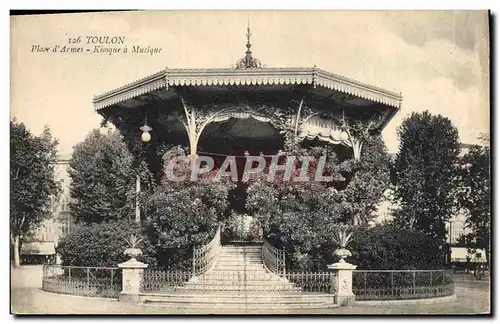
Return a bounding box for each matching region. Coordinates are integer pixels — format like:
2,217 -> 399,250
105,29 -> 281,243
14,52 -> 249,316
223,212 -> 262,242
348,223 -> 446,270
57,219 -> 156,267
143,147 -> 235,269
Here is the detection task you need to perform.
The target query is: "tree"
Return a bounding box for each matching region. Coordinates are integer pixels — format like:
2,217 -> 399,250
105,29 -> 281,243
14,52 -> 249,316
57,219 -> 156,267
69,129 -> 146,224
10,120 -> 60,267
456,134 -> 491,265
337,135 -> 392,226
245,135 -> 392,270
393,111 -> 460,242
144,146 -> 235,269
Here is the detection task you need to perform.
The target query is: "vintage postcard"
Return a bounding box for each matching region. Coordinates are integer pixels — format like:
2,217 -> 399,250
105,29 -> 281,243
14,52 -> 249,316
10,10 -> 490,315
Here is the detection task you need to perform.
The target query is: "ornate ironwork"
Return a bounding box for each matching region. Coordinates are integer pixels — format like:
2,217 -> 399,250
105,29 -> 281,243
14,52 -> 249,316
192,224 -> 222,275
262,239 -> 286,276
140,268 -> 334,293
286,271 -> 337,293
352,270 -> 454,301
42,265 -> 122,298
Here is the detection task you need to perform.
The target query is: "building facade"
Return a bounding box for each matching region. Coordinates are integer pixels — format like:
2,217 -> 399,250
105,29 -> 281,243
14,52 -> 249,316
21,153 -> 73,264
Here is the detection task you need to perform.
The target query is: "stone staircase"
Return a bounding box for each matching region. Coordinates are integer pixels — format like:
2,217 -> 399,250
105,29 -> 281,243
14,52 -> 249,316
140,244 -> 337,311
183,245 -> 298,292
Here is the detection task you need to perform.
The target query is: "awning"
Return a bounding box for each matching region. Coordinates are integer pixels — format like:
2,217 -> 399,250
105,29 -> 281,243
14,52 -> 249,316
451,247 -> 487,263
21,242 -> 56,255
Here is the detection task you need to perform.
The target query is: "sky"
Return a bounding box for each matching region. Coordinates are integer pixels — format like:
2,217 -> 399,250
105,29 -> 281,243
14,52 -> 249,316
10,10 -> 490,154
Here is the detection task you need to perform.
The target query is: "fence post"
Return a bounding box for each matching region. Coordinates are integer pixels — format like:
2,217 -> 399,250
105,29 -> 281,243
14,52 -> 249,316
327,260 -> 357,306
391,271 -> 394,296
86,268 -> 90,295
192,246 -> 196,276
118,249 -> 148,303
282,248 -> 286,277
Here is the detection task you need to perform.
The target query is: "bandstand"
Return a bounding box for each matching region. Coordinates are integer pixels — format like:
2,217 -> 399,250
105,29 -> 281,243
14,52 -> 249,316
94,23 -> 402,238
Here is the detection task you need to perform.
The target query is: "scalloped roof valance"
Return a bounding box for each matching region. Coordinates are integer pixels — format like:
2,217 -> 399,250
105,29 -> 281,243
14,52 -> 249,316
93,67 -> 403,111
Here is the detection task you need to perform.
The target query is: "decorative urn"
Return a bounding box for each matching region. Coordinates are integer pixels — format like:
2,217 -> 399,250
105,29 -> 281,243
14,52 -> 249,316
124,248 -> 143,260
333,248 -> 352,263
332,225 -> 354,263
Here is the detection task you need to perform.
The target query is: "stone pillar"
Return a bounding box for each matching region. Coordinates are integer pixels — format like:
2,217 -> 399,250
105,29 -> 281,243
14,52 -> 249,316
118,258 -> 148,303
328,260 -> 357,306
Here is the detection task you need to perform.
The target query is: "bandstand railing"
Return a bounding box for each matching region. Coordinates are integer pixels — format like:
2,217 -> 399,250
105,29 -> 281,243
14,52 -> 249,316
262,239 -> 286,277
192,224 -> 221,276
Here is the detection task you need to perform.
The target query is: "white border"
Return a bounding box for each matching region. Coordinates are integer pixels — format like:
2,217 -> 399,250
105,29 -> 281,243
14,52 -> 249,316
3,3 -> 497,324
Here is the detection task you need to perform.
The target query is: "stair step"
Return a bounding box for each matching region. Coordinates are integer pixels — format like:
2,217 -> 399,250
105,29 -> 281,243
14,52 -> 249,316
178,288 -> 301,292
142,301 -> 336,311
213,260 -> 264,263
220,251 -> 262,253
219,253 -> 262,256
141,291 -> 336,310
144,297 -> 333,304
142,291 -> 330,297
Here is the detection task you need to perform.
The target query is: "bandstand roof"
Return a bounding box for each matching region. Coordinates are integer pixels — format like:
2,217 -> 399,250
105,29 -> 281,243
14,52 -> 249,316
93,67 -> 402,110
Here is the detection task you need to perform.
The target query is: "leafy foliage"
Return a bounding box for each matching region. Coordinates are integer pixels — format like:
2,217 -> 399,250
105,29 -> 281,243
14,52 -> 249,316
10,119 -> 61,266
393,111 -> 460,241
57,219 -> 156,267
69,129 -> 147,224
337,135 -> 392,226
456,135 -> 491,264
348,223 -> 446,270
223,212 -> 262,242
246,136 -> 392,270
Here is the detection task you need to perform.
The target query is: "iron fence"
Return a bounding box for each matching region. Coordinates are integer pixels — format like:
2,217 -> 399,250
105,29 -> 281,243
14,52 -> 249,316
140,269 -> 192,292
262,239 -> 286,276
193,225 -> 221,275
353,269 -> 454,300
42,265 -> 122,298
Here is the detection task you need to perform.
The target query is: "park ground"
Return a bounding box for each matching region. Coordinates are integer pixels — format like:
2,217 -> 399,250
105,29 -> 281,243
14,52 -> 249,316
10,265 -> 491,315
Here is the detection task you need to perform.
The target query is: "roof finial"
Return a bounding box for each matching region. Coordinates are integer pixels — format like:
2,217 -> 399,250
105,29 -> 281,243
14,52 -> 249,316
246,15 -> 251,53
234,15 -> 264,69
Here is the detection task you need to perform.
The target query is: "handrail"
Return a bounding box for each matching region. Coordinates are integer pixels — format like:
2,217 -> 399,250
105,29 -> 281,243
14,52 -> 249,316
262,239 -> 286,277
192,224 -> 221,276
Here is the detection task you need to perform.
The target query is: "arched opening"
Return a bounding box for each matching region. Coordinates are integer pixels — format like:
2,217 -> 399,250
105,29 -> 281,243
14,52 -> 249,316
197,117 -> 285,242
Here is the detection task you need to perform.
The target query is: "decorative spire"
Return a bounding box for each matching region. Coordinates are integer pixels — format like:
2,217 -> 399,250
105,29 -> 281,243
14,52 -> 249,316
235,16 -> 264,69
